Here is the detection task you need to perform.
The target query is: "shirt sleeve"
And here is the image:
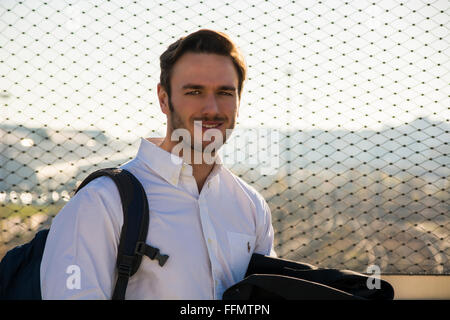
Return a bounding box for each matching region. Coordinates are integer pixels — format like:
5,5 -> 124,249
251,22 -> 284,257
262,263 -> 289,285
254,197 -> 277,257
40,176 -> 123,299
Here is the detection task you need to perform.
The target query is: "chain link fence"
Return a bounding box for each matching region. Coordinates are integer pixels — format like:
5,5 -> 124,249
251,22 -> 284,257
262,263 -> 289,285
1,0 -> 449,274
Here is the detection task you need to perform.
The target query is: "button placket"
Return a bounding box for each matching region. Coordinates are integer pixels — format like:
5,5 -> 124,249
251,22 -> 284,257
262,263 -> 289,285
198,195 -> 221,299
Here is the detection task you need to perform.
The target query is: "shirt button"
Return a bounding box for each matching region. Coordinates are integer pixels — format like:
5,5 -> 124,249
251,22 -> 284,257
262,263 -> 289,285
207,181 -> 211,188
208,238 -> 212,244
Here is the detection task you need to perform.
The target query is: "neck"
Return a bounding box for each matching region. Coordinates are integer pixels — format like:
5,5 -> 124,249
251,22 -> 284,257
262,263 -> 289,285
156,136 -> 218,192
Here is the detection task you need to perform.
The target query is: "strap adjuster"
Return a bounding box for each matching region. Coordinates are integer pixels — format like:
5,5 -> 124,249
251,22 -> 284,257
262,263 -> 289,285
117,263 -> 132,277
117,254 -> 135,277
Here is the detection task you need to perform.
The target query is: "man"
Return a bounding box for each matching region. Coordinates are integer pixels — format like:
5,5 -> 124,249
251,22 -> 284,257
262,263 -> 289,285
40,29 -> 276,299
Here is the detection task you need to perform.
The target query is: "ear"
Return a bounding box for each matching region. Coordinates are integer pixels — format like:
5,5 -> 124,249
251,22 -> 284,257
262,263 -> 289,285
157,83 -> 170,115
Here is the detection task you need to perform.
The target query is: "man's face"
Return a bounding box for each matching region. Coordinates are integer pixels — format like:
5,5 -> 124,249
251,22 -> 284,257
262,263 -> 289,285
158,52 -> 240,154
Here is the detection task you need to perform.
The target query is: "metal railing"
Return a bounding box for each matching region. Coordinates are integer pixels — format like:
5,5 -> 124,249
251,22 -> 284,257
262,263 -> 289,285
1,0 -> 448,274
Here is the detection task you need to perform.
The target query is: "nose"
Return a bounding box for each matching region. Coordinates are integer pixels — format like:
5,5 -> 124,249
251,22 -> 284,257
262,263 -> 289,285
201,92 -> 220,116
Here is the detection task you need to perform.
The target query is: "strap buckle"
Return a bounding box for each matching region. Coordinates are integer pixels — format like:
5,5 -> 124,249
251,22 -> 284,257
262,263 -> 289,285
135,241 -> 146,256
155,252 -> 169,267
135,241 -> 169,267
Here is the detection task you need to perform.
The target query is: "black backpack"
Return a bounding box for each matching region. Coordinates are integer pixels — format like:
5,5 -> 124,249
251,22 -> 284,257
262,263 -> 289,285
0,168 -> 169,300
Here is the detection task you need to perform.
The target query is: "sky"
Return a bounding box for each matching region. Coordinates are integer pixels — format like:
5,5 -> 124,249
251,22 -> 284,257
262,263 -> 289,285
1,0 -> 449,140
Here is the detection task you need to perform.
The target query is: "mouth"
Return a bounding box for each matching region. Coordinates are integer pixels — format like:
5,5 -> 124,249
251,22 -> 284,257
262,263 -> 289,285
202,123 -> 222,129
194,121 -> 224,130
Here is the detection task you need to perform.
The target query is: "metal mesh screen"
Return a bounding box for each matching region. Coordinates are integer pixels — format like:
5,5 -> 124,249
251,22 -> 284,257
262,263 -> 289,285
1,0 -> 449,274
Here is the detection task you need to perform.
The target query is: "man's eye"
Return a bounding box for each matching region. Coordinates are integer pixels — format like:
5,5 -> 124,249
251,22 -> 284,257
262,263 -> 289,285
186,90 -> 201,95
219,91 -> 233,96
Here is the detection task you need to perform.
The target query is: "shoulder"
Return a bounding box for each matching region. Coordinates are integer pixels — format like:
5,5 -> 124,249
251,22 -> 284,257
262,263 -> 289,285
66,174 -> 123,225
75,174 -> 120,201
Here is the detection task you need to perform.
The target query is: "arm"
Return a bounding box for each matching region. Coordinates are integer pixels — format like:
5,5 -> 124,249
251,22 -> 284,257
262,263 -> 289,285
254,198 -> 277,258
40,177 -> 123,299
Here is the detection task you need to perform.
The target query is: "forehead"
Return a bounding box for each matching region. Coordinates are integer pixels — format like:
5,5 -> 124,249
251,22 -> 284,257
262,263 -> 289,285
170,52 -> 238,88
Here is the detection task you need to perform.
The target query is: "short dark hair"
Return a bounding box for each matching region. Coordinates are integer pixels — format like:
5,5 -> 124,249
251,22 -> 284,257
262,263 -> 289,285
159,29 -> 247,99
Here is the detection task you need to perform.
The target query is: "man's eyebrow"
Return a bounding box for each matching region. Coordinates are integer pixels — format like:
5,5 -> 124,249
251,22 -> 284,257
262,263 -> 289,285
182,84 -> 204,90
181,84 -> 236,91
217,85 -> 237,91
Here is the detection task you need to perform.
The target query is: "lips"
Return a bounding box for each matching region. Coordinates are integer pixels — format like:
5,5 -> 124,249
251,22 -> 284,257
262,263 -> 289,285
201,122 -> 222,128
194,121 -> 224,129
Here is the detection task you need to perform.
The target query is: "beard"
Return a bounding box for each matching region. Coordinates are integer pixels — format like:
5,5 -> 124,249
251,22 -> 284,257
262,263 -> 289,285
167,96 -> 236,154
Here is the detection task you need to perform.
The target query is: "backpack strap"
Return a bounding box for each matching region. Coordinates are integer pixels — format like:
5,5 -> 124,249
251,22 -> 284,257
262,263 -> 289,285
74,167 -> 168,300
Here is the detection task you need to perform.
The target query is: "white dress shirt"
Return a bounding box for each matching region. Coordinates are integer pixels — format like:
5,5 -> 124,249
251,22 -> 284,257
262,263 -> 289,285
40,137 -> 276,299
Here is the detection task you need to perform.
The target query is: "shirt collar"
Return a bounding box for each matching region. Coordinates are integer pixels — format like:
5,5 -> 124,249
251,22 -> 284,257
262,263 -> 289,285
136,138 -> 183,186
136,137 -> 223,187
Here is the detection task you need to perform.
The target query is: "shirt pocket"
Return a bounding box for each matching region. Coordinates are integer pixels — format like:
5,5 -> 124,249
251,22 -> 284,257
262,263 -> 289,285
227,231 -> 256,282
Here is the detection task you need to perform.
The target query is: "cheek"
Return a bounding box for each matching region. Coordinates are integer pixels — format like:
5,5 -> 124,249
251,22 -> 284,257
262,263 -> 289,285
170,97 -> 191,118
219,98 -> 238,112
173,96 -> 200,115
226,104 -> 239,120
